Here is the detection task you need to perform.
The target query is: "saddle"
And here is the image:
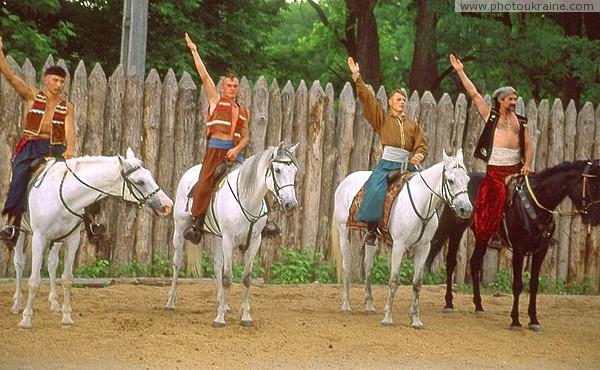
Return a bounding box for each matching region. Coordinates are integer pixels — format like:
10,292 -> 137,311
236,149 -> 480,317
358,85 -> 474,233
186,161 -> 240,199
347,171 -> 413,242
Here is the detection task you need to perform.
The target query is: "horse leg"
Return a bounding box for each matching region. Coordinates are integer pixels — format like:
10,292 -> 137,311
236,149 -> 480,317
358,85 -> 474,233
469,241 -> 488,314
11,233 -> 26,314
381,243 -> 404,327
363,242 -> 377,313
213,239 -> 233,327
240,236 -> 261,327
47,242 -> 62,312
165,228 -> 185,311
443,232 -> 461,313
409,242 -> 429,330
527,247 -> 548,332
510,250 -> 525,330
60,233 -> 80,326
18,234 -> 46,329
339,223 -> 352,313
212,243 -> 230,313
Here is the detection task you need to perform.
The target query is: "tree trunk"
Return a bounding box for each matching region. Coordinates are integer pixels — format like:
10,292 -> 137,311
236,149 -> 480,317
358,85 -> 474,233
562,13 -> 582,107
410,0 -> 439,97
345,0 -> 382,89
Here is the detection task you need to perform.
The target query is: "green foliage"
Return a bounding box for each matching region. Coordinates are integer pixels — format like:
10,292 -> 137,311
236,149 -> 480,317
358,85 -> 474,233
201,250 -> 215,279
73,252 -> 174,279
201,250 -> 266,282
269,247 -> 336,284
74,256 -> 112,278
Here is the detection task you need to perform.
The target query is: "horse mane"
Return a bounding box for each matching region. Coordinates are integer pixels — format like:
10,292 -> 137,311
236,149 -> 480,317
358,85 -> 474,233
68,154 -> 143,171
237,146 -> 278,200
533,160 -> 587,180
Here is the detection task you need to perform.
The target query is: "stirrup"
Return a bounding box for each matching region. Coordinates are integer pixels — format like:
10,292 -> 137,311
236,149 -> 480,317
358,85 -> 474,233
1,225 -> 18,245
363,231 -> 377,246
88,222 -> 106,237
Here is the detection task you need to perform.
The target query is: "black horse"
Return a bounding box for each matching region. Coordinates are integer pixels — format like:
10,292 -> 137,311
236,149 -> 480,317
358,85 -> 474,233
426,160 -> 600,332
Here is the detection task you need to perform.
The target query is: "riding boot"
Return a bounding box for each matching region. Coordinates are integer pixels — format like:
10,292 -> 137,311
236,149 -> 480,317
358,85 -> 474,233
487,233 -> 503,250
84,203 -> 106,245
262,220 -> 280,238
1,214 -> 21,246
184,213 -> 206,245
363,221 -> 378,246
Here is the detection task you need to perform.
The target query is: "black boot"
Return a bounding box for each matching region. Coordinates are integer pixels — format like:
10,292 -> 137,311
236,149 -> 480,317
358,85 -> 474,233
488,233 -> 503,250
1,225 -> 18,246
184,214 -> 206,244
262,220 -> 280,238
84,203 -> 106,245
363,222 -> 378,246
1,214 -> 21,246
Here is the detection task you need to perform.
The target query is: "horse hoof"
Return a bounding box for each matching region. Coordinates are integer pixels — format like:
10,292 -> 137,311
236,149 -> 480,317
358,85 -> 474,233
240,320 -> 254,328
510,325 -> 523,331
17,320 -> 32,329
164,306 -> 174,312
475,310 -> 485,315
442,308 -> 454,314
411,324 -> 425,330
365,308 -> 376,315
212,321 -> 226,328
381,321 -> 393,327
528,324 -> 543,333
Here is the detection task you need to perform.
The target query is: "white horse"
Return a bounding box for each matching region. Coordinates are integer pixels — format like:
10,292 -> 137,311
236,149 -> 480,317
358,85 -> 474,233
333,149 -> 473,329
11,148 -> 173,328
166,142 -> 299,327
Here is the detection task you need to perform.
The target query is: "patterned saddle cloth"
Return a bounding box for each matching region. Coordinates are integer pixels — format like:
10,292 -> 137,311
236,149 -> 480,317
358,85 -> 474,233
347,171 -> 413,242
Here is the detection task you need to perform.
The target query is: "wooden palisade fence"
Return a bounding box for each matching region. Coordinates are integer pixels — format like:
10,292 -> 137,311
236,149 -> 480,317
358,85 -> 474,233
0,55 -> 599,293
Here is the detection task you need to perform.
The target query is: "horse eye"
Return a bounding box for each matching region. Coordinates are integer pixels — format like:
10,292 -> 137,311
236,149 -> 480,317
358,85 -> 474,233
448,179 -> 455,185
275,168 -> 281,174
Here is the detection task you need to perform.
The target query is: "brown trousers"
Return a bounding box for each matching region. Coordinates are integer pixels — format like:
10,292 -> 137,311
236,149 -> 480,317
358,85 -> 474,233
191,147 -> 228,218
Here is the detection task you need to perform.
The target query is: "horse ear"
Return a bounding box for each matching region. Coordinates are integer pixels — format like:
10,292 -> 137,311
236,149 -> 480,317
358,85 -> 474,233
443,149 -> 449,161
288,142 -> 299,155
126,147 -> 135,160
456,148 -> 464,163
275,142 -> 284,157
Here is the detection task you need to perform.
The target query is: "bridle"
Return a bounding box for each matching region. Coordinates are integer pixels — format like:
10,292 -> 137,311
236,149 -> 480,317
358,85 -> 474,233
406,160 -> 469,244
60,158 -> 162,219
266,148 -> 298,206
524,160 -> 600,218
416,161 -> 469,212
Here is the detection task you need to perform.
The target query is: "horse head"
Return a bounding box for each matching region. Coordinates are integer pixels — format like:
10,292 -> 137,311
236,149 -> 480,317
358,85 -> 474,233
118,147 -> 173,217
441,148 -> 473,219
575,159 -> 600,226
266,142 -> 299,216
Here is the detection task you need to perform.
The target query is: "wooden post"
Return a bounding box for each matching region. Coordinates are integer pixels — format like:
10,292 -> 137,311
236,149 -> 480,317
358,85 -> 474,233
120,0 -> 148,80
289,81 -> 308,250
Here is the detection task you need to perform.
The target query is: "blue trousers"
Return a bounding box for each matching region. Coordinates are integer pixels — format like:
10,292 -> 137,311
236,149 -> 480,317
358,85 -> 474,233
2,139 -> 65,218
356,159 -> 417,223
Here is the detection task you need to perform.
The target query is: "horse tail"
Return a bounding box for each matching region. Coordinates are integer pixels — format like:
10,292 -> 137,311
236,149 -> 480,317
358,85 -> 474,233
186,243 -> 203,278
328,218 -> 343,283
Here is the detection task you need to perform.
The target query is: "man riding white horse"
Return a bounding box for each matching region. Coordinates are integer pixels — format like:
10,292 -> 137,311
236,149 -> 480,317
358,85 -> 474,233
347,57 -> 429,246
0,35 -> 104,245
183,33 -> 277,244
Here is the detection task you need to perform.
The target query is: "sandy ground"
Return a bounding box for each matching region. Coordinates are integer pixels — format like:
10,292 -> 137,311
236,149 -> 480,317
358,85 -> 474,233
0,280 -> 599,369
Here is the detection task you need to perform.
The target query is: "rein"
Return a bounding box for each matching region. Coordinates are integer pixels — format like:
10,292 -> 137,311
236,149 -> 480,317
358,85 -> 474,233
225,150 -> 298,249
406,162 -> 468,245
55,159 -> 162,240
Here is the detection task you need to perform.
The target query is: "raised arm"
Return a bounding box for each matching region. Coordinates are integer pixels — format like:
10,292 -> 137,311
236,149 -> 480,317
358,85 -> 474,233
449,54 -> 490,121
63,101 -> 76,159
185,33 -> 220,108
0,36 -> 35,101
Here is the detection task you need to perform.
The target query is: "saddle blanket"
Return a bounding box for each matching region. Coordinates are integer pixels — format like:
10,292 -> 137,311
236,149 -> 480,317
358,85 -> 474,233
347,171 -> 412,242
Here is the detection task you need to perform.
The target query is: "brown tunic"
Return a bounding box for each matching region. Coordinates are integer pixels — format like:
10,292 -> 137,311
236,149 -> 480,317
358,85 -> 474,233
355,76 -> 428,162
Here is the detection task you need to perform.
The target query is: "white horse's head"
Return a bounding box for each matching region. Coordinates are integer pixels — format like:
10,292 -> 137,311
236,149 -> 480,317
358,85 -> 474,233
118,148 -> 173,217
266,142 -> 299,216
442,148 -> 473,219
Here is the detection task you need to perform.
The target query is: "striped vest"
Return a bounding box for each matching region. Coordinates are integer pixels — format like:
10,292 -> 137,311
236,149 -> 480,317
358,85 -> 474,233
23,91 -> 68,145
207,97 -> 248,145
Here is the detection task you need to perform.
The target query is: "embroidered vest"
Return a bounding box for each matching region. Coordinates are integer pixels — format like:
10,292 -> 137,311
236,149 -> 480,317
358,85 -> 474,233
23,91 -> 67,146
474,108 -> 527,163
206,97 -> 248,145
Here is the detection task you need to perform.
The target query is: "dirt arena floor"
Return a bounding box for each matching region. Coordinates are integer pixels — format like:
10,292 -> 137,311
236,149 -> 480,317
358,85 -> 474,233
1,280 -> 599,369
